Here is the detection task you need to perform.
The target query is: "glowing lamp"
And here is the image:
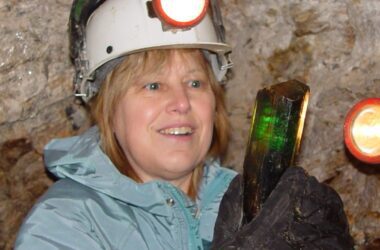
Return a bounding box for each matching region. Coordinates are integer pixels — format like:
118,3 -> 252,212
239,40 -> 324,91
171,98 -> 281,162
344,98 -> 380,164
152,0 -> 209,28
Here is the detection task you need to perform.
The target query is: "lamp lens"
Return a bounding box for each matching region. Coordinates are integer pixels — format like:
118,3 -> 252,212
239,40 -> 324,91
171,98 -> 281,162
351,105 -> 380,156
159,0 -> 207,24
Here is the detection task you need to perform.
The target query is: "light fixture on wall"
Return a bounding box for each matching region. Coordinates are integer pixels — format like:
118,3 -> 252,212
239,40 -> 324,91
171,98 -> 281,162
344,98 -> 380,164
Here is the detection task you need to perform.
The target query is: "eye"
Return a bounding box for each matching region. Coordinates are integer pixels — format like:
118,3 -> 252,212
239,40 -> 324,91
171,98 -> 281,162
189,80 -> 201,88
144,82 -> 160,90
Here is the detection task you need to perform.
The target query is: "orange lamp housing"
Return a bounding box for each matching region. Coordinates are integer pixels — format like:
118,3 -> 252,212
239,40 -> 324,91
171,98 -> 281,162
152,0 -> 209,28
344,98 -> 380,164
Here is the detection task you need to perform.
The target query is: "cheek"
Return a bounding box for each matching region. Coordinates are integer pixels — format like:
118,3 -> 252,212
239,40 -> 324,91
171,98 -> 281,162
113,98 -> 158,142
113,98 -> 140,145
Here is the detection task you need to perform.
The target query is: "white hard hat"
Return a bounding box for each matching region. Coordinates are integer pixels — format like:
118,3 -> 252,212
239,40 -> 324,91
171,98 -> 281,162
69,0 -> 233,101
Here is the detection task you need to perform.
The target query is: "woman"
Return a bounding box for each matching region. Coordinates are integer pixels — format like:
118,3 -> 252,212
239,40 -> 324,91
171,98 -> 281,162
16,1 -> 236,249
16,47 -> 236,249
16,0 -> 353,249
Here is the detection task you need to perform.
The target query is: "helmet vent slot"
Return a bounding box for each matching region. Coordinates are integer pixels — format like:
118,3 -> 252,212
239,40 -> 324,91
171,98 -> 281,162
106,46 -> 113,54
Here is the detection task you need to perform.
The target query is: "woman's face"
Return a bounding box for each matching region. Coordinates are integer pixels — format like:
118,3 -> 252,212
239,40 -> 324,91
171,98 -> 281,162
113,51 -> 216,189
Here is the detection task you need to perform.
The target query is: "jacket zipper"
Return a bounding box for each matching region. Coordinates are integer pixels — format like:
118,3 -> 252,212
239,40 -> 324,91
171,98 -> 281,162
169,187 -> 203,250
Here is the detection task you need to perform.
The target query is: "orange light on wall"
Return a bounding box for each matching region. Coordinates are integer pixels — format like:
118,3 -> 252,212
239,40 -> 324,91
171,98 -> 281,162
152,0 -> 209,28
344,98 -> 380,164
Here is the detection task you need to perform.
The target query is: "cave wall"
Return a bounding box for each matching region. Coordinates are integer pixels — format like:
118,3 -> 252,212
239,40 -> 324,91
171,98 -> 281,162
1,0 -> 379,249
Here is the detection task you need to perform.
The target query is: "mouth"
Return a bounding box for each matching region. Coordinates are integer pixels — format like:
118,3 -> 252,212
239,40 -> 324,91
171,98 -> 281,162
158,126 -> 194,136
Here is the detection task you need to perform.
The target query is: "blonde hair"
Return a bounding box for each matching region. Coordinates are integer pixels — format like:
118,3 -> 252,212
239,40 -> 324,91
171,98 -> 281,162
90,49 -> 230,198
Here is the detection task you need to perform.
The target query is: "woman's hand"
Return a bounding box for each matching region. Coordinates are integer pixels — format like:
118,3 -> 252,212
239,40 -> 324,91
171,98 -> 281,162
211,167 -> 354,249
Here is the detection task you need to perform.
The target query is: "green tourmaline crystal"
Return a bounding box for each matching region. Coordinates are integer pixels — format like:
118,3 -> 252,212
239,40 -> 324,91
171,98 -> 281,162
243,80 -> 310,222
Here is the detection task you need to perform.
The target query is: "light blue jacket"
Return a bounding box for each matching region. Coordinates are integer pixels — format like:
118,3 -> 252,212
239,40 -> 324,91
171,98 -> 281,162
15,127 -> 237,250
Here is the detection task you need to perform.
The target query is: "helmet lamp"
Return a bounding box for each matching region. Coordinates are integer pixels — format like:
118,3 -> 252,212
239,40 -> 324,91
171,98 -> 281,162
344,98 -> 380,164
152,0 -> 209,28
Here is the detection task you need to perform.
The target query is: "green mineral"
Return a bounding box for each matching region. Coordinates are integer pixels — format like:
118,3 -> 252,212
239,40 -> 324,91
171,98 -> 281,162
243,80 -> 310,222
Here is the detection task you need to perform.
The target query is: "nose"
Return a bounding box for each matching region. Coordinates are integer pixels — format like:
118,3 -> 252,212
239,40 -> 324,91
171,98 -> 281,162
166,85 -> 191,114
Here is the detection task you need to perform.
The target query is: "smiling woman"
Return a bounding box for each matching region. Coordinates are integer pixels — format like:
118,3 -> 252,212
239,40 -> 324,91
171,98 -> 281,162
15,0 -> 238,248
92,49 -> 230,199
15,48 -> 235,250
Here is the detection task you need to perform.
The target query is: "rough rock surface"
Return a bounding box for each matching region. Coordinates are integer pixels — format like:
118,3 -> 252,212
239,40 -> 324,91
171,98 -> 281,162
1,0 -> 379,249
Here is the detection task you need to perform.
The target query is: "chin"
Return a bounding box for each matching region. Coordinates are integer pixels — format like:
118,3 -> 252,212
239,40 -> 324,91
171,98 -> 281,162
161,160 -> 200,176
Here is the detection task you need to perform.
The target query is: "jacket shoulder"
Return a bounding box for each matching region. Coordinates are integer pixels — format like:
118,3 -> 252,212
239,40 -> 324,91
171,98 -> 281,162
15,179 -> 139,250
42,178 -> 103,200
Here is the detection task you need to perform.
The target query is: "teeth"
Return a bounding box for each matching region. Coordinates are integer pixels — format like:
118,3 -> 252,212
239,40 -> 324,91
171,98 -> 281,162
159,127 -> 193,135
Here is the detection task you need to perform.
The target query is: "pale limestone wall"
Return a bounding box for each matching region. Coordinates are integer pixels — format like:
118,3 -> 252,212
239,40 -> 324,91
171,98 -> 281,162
1,0 -> 379,249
